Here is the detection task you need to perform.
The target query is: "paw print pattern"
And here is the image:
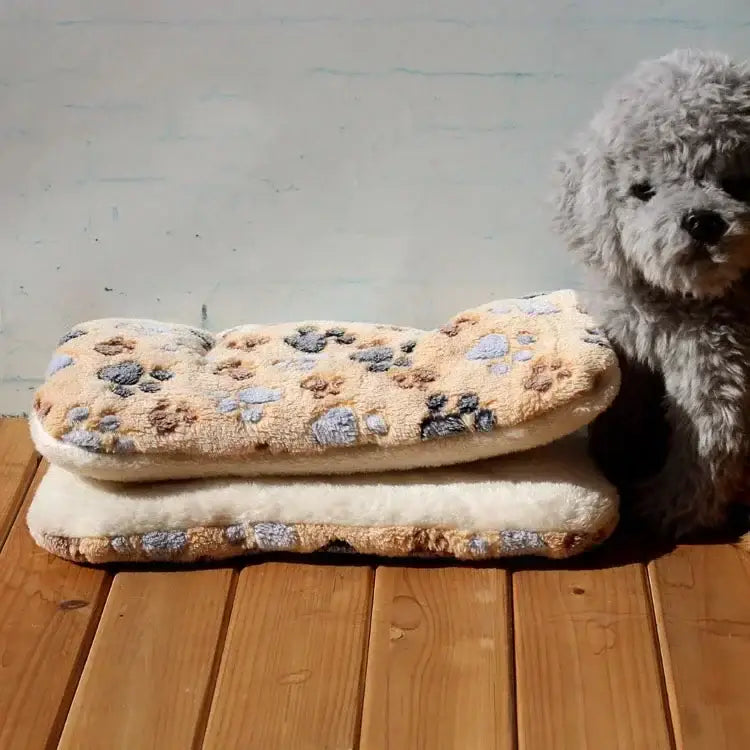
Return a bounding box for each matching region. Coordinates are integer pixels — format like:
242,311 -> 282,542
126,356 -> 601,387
239,387 -> 282,404
326,327 -> 356,344
456,393 -> 479,413
58,329 -> 87,345
466,328 -> 541,375
475,410 -> 496,431
37,291 -> 603,481
253,522 -> 297,550
148,399 -> 197,434
214,359 -> 255,380
500,529 -> 545,554
300,374 -> 344,399
420,392 -> 495,440
241,406 -> 264,424
46,354 -> 74,378
142,530 -> 188,560
105,323 -> 212,355
490,294 -> 560,317
522,359 -> 572,393
217,397 -> 239,414
466,334 -> 509,360
392,367 -> 437,389
513,331 -> 537,361
426,393 -> 448,411
97,361 -> 174,397
582,327 -> 612,349
311,407 -> 358,446
150,369 -> 174,382
190,329 -> 215,351
440,314 -> 479,337
516,295 -> 560,316
421,412 -> 466,440
348,340 -> 414,372
225,524 -> 247,546
98,415 -> 120,432
98,361 -> 142,388
110,536 -> 133,555
365,413 -> 388,435
350,346 -> 394,372
468,537 -> 490,557
215,386 -> 282,423
284,325 -> 357,353
66,406 -> 90,424
60,410 -> 134,454
410,528 -> 451,555
62,430 -> 102,452
225,333 -> 270,351
94,336 -> 136,356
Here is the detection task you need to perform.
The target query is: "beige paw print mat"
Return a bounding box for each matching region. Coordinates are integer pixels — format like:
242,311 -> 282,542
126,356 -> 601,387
28,290 -> 622,563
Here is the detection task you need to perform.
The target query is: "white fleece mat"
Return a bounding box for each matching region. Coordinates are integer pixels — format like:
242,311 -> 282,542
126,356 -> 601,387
28,435 -> 619,563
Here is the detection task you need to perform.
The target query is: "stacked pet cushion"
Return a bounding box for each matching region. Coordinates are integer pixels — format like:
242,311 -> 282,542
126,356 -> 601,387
28,290 -> 622,562
29,437 -> 619,564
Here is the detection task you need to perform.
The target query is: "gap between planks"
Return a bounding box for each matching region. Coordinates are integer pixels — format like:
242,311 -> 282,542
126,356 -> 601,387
0,418 -> 40,550
0,460 -> 112,750
649,544 -> 750,750
512,551 -> 673,750
202,561 -> 375,750
57,567 -> 238,750
360,565 -> 514,750
192,568 -> 240,750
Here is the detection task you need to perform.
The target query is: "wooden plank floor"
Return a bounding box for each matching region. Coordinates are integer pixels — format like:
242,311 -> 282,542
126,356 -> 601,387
2,417 -> 750,750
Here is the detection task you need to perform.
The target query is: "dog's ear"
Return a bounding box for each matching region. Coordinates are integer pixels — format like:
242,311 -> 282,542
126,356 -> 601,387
553,140 -> 626,280
553,145 -> 586,251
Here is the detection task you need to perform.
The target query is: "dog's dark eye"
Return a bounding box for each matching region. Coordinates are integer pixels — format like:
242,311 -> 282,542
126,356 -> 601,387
721,177 -> 750,203
629,182 -> 656,202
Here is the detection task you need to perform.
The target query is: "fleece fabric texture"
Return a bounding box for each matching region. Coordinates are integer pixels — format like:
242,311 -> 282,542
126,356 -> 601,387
30,290 -> 619,481
28,436 -> 619,563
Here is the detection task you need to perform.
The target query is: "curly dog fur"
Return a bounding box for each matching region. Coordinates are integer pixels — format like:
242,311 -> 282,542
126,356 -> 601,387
555,49 -> 750,539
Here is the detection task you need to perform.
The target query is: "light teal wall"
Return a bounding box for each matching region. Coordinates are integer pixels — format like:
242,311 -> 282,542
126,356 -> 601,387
1,1 -> 749,412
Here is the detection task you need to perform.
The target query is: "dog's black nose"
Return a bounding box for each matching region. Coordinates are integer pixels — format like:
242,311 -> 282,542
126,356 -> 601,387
681,210 -> 728,244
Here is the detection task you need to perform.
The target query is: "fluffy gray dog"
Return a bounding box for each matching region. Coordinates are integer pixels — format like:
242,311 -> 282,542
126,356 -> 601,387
555,49 -> 750,539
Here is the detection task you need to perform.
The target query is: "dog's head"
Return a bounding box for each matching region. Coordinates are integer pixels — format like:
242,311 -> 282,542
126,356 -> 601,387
556,49 -> 750,298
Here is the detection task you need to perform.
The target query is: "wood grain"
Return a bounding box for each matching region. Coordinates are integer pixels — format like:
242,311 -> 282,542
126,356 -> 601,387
0,418 -> 38,548
0,462 -> 111,750
514,563 -> 671,750
360,566 -> 513,750
202,562 -> 373,750
649,544 -> 750,749
58,569 -> 235,750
